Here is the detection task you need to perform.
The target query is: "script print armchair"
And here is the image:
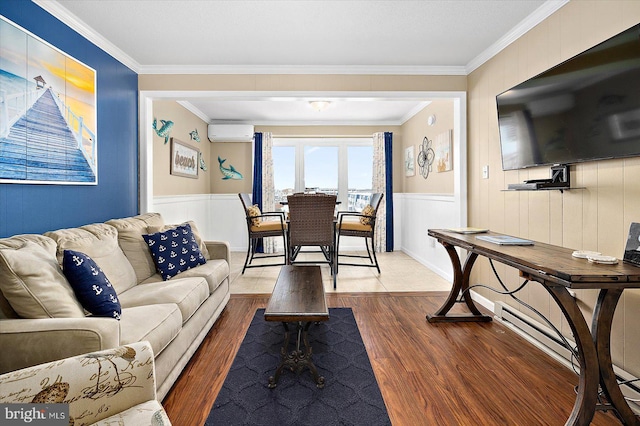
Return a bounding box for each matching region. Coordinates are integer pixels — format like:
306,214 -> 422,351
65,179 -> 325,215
336,193 -> 384,273
238,193 -> 287,273
0,341 -> 171,426
286,193 -> 337,288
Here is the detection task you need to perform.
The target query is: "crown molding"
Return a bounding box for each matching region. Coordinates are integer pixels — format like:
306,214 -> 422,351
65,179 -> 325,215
465,0 -> 570,74
35,0 -> 567,77
249,120 -> 406,126
138,64 -> 467,76
32,0 -> 141,73
176,101 -> 211,123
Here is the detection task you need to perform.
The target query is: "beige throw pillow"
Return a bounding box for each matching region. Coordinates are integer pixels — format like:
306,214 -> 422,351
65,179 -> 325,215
360,204 -> 375,226
106,213 -> 165,284
0,242 -> 84,318
45,224 -> 138,295
247,205 -> 261,227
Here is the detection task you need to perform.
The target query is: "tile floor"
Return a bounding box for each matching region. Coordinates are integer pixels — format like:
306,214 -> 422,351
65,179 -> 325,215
229,249 -> 453,294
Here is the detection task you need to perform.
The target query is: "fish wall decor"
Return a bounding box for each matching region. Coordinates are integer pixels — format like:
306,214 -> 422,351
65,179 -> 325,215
199,152 -> 208,171
189,129 -> 201,142
152,118 -> 174,144
218,156 -> 243,180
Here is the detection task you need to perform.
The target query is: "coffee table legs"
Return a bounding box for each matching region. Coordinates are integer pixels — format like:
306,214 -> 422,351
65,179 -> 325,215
268,321 -> 325,389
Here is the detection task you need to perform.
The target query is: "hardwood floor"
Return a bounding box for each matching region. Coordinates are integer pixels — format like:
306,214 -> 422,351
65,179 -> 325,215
163,293 -> 620,425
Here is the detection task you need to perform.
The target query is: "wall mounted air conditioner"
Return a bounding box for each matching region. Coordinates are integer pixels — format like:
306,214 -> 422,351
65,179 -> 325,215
207,124 -> 254,142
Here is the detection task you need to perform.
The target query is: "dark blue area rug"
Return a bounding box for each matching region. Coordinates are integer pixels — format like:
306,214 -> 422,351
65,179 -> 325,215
206,308 -> 391,426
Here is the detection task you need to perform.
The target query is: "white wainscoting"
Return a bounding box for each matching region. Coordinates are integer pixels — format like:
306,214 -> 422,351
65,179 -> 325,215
395,193 -> 463,282
152,194 -> 247,251
150,192 -> 461,281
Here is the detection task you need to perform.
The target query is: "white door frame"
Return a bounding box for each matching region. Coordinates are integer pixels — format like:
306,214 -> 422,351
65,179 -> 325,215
138,90 -> 467,228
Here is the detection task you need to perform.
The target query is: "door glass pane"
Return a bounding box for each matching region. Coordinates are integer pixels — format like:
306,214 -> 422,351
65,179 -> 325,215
304,146 -> 338,196
347,146 -> 373,211
273,145 -> 295,209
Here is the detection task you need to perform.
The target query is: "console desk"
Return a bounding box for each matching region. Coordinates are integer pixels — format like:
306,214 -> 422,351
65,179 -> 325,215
427,229 -> 640,426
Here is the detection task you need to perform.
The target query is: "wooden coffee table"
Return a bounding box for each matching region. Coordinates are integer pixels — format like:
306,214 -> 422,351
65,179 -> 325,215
264,265 -> 329,388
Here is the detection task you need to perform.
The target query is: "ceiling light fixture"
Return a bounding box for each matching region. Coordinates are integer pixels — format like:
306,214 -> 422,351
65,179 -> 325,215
309,100 -> 331,112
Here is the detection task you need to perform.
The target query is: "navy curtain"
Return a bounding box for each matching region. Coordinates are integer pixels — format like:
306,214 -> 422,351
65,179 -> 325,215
384,132 -> 394,252
252,132 -> 263,252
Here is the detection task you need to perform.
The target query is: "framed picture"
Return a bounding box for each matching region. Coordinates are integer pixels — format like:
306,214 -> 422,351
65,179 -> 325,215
170,138 -> 199,178
405,145 -> 415,177
435,129 -> 453,172
0,16 -> 97,185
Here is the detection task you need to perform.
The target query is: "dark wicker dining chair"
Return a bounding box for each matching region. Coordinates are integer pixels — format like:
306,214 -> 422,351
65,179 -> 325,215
336,193 -> 384,273
238,193 -> 287,273
286,193 -> 338,288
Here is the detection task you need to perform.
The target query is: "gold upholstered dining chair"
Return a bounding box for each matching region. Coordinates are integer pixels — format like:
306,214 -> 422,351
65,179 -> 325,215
238,193 -> 287,273
286,192 -> 338,288
336,193 -> 384,274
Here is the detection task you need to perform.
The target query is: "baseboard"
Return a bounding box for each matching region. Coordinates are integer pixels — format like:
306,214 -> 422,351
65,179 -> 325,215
401,246 -> 453,282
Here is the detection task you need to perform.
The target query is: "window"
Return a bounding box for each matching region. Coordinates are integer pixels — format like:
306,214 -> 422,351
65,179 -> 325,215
273,138 -> 373,211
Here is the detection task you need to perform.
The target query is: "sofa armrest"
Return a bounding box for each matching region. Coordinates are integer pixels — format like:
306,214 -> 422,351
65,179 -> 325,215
205,240 -> 230,263
0,317 -> 120,374
0,341 -> 159,426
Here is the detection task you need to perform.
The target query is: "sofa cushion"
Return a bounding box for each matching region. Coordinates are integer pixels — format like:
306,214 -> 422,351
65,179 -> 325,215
142,224 -> 206,280
45,224 -> 137,294
119,304 -> 182,357
148,220 -> 210,260
0,242 -> 84,318
0,234 -> 59,319
142,259 -> 229,294
62,250 -> 122,320
106,213 -> 165,284
118,277 -> 208,324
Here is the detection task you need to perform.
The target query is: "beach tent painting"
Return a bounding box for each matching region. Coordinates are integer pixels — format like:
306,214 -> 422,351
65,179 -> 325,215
0,15 -> 98,185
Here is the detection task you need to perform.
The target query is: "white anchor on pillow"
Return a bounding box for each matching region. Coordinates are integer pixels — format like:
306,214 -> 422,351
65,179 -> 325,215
92,285 -> 103,295
72,255 -> 84,267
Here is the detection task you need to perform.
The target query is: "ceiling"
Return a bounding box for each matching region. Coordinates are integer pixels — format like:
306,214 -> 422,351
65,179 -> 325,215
36,0 -> 567,125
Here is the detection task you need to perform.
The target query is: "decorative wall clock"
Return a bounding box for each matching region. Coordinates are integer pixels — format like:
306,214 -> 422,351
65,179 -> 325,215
418,136 -> 435,179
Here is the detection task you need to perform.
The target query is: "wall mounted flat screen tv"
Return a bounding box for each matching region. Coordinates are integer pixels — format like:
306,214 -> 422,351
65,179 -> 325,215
496,24 -> 640,171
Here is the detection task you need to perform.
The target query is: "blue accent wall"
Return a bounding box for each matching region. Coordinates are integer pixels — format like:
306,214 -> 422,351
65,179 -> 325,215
0,1 -> 138,238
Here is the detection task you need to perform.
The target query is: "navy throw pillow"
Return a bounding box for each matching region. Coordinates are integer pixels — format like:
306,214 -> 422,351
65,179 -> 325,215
142,223 -> 207,280
62,250 -> 121,320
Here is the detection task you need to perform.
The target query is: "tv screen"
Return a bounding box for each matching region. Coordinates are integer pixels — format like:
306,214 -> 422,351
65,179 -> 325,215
496,24 -> 640,171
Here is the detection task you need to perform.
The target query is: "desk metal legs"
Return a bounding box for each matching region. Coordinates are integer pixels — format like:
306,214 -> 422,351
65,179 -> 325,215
546,285 -> 639,426
593,289 -> 639,425
427,241 -> 492,322
546,284 -> 600,425
428,238 -> 639,425
268,321 -> 325,389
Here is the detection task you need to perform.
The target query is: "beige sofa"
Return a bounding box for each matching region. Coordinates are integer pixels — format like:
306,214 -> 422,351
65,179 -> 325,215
0,213 -> 230,400
0,341 -> 172,426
